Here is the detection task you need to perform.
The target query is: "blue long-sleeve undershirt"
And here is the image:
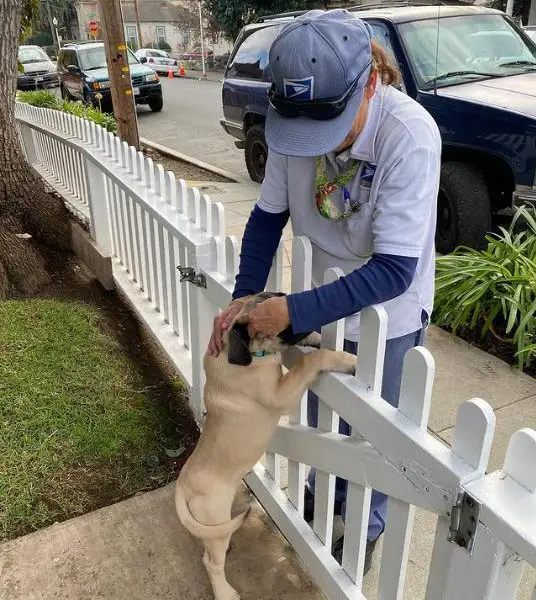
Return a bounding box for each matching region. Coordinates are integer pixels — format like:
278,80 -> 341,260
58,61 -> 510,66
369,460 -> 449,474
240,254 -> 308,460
233,206 -> 418,334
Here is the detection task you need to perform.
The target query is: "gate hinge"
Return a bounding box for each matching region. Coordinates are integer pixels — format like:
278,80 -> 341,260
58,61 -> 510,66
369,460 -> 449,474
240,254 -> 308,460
177,266 -> 207,288
448,491 -> 480,552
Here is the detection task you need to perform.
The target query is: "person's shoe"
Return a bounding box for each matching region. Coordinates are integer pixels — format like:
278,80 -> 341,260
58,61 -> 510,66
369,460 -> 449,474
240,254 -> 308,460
303,487 -> 343,523
332,536 -> 379,576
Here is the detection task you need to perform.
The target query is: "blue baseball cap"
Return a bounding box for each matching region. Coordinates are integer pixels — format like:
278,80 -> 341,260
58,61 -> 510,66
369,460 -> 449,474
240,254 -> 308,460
266,9 -> 373,157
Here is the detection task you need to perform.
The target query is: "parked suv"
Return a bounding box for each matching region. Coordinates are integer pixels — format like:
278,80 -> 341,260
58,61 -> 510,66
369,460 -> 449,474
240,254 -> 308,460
57,41 -> 163,113
221,6 -> 536,253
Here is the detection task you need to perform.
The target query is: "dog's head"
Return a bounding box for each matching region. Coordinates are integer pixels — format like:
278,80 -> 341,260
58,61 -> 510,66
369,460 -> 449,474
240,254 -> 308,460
224,292 -> 312,366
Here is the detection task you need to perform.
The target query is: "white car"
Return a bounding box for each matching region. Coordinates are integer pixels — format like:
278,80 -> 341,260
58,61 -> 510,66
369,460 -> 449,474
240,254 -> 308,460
135,48 -> 178,75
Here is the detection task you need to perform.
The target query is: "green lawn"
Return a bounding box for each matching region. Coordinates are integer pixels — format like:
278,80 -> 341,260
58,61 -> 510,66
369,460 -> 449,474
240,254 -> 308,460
0,298 -> 187,541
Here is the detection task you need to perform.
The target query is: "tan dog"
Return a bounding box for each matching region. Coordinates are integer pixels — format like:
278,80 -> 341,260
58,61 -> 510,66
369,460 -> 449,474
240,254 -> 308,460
175,293 -> 357,600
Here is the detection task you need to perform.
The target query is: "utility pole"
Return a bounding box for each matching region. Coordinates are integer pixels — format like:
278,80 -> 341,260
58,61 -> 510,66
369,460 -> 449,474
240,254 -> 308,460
98,0 -> 140,149
198,1 -> 206,77
133,0 -> 144,49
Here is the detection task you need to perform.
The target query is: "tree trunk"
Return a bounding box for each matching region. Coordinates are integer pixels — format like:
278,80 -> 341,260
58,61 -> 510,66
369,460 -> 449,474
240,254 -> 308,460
0,0 -> 71,298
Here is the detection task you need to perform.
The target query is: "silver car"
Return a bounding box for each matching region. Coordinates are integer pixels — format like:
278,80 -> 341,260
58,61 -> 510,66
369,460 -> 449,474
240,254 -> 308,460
135,48 -> 178,75
18,45 -> 58,89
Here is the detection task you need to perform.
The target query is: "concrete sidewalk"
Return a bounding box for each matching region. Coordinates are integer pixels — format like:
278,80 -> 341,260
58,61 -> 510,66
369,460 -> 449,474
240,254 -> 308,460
0,484 -> 324,600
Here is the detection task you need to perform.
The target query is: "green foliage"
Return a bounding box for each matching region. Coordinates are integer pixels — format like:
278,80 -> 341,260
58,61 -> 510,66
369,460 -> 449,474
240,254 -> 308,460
488,0 -> 529,22
17,90 -> 117,133
158,40 -> 172,51
434,207 -> 536,369
20,0 -> 40,41
203,0 -> 322,41
17,89 -> 59,109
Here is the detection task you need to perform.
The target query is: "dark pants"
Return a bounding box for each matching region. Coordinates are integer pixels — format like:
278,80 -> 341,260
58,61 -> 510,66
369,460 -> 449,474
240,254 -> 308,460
307,313 -> 428,541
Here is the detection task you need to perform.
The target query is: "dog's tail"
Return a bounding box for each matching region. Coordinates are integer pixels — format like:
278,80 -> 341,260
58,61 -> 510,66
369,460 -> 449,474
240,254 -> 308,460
175,483 -> 250,540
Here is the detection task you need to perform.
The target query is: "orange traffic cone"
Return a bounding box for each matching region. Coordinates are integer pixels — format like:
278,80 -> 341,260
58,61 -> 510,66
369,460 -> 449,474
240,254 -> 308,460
168,66 -> 174,79
179,64 -> 186,78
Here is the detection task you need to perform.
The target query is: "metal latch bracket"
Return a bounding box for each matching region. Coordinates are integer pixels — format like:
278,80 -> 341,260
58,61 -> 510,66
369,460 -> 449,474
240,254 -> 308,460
177,266 -> 207,289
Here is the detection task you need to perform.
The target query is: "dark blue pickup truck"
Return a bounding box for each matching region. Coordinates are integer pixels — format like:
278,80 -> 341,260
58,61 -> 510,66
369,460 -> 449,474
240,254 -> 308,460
220,5 -> 536,253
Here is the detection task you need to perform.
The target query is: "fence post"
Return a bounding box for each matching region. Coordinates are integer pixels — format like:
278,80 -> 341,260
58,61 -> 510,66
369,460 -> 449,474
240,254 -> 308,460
18,122 -> 38,166
426,399 -> 495,600
187,239 -> 217,424
85,155 -> 113,255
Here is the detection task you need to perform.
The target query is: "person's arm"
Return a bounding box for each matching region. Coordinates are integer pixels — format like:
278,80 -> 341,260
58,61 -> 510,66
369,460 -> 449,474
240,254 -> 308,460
232,150 -> 290,299
233,206 -> 289,299
287,135 -> 440,333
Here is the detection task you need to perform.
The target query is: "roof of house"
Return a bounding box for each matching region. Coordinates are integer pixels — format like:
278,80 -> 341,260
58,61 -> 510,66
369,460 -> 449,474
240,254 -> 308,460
121,1 -> 196,25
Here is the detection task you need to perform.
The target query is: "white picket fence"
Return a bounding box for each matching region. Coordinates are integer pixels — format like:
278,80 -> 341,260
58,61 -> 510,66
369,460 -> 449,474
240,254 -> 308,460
15,102 -> 536,600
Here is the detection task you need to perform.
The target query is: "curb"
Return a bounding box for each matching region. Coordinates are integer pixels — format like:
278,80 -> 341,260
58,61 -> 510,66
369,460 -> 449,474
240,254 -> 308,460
140,138 -> 240,183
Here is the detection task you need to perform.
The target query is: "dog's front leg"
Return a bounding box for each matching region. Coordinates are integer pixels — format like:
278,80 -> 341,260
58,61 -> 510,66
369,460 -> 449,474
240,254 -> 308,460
276,349 -> 356,409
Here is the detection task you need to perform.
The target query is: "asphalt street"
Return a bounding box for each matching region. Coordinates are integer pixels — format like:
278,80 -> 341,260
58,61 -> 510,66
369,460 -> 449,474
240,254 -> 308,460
137,77 -> 250,181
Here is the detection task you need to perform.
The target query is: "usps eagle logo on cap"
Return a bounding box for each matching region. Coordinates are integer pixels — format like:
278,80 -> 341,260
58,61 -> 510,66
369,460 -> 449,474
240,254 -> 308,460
283,77 -> 314,100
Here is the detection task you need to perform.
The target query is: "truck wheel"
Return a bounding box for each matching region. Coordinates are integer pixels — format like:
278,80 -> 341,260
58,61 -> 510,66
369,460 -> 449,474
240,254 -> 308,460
436,162 -> 492,254
245,124 -> 267,183
149,97 -> 163,112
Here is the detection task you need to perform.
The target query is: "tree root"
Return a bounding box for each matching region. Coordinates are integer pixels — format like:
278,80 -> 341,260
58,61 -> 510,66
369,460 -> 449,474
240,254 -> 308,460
0,231 -> 50,298
24,187 -> 72,251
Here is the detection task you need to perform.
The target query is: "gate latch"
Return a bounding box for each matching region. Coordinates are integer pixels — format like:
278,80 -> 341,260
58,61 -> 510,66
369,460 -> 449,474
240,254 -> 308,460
448,492 -> 480,552
177,266 -> 207,289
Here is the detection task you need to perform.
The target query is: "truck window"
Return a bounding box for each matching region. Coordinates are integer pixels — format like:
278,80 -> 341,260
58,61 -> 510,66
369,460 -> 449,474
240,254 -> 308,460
367,21 -> 406,92
227,25 -> 282,80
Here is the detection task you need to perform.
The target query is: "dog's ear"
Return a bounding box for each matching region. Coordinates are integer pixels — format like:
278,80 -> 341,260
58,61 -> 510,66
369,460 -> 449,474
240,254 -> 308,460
227,322 -> 253,366
278,324 -> 313,346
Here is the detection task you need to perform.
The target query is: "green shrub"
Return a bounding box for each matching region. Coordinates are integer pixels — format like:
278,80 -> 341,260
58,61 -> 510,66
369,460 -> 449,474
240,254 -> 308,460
434,207 -> 536,368
157,40 -> 172,51
17,90 -> 116,133
17,89 -> 60,109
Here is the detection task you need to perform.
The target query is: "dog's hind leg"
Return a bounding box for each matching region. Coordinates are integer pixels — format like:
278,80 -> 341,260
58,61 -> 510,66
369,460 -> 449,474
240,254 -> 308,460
203,534 -> 240,600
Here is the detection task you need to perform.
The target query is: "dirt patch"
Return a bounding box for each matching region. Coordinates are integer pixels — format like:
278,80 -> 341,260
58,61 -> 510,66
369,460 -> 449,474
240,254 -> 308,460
142,145 -> 233,183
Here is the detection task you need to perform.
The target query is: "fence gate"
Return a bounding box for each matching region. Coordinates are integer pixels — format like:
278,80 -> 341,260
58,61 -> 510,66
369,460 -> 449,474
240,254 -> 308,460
15,102 -> 536,600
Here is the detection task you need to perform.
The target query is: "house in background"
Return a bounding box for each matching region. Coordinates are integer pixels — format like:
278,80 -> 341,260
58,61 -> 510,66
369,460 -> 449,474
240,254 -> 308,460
74,0 -> 199,53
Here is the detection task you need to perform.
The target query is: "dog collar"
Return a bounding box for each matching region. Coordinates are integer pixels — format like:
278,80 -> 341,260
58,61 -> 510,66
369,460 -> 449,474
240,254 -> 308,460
252,350 -> 271,358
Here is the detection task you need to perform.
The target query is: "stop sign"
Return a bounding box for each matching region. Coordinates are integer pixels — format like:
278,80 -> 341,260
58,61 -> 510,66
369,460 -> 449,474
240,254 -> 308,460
89,20 -> 97,32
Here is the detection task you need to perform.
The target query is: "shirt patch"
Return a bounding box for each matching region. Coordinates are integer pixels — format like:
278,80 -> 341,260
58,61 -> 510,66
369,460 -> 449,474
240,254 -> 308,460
283,77 -> 314,100
360,162 -> 377,188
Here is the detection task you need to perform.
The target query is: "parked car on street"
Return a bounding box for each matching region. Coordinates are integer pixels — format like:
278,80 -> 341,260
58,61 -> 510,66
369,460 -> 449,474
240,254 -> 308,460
178,46 -> 214,62
17,45 -> 58,90
221,5 -> 536,253
57,41 -> 163,113
135,48 -> 178,75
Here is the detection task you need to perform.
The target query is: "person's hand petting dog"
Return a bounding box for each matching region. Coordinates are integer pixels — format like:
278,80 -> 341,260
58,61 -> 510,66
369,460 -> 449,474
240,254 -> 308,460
207,298 -> 246,357
244,295 -> 290,339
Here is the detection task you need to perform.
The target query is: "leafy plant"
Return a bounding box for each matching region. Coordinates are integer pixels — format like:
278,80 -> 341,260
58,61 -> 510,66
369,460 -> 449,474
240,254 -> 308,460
17,89 -> 60,109
203,0 -> 320,41
434,207 -> 536,369
158,40 -> 172,51
17,90 -> 117,133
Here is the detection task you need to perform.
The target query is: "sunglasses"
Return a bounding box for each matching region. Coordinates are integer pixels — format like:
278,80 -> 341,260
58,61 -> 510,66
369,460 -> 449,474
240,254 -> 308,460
268,61 -> 371,121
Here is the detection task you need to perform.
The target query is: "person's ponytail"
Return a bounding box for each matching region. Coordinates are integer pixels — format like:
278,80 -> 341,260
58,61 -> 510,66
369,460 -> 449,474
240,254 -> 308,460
370,40 -> 401,86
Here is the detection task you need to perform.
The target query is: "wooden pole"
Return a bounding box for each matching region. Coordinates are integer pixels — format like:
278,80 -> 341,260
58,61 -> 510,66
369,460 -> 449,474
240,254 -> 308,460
133,0 -> 144,49
98,0 -> 140,149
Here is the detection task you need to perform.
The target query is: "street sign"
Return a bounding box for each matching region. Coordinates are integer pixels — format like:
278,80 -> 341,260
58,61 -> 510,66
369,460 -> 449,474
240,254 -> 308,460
89,20 -> 98,32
